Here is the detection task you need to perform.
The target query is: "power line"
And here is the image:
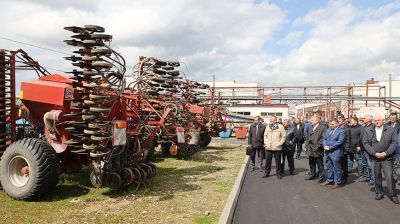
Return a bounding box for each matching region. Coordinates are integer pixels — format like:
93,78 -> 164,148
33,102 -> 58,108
42,66 -> 68,73
0,36 -> 71,56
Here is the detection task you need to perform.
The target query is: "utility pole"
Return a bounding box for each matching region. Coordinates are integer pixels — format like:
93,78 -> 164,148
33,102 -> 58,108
389,73 -> 392,110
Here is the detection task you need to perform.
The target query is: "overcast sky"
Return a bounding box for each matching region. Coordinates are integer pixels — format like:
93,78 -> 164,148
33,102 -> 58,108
1,0 -> 399,86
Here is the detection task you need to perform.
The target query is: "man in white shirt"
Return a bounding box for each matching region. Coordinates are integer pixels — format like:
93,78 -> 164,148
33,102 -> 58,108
363,114 -> 399,204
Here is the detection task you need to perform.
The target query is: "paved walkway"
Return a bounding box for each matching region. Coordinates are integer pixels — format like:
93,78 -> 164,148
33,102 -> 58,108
231,154 -> 400,224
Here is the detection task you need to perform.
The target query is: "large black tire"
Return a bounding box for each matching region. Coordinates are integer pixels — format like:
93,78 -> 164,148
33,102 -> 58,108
177,143 -> 191,160
143,140 -> 156,162
161,142 -> 172,156
198,132 -> 212,147
0,138 -> 59,200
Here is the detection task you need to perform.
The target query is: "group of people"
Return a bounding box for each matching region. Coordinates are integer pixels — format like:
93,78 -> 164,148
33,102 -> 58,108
247,112 -> 400,204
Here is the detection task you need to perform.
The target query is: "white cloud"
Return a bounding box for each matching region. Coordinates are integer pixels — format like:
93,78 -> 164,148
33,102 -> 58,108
0,0 -> 285,83
1,0 -> 399,88
279,31 -> 304,46
254,0 -> 400,86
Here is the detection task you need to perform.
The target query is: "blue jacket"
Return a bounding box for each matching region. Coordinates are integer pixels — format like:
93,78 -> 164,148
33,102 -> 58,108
323,127 -> 346,157
303,122 -> 312,141
396,132 -> 400,155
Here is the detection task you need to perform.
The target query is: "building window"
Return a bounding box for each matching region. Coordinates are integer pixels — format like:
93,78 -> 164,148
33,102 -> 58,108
261,112 -> 283,117
233,112 -> 251,116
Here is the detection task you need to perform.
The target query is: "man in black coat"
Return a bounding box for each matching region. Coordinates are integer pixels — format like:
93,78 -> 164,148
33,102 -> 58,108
248,116 -> 266,171
346,117 -> 363,175
305,116 -> 326,183
282,120 -> 296,175
363,114 -> 399,204
293,118 -> 305,159
338,116 -> 350,184
386,112 -> 400,185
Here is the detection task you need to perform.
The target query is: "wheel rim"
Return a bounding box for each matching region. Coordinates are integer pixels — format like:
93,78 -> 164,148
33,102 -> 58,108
8,156 -> 30,187
90,170 -> 103,188
169,145 -> 178,156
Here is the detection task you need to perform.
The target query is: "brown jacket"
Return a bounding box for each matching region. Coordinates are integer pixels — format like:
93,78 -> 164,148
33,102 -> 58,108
264,124 -> 286,151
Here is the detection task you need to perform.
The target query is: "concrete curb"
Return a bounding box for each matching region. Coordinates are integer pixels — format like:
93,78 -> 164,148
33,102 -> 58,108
217,155 -> 249,224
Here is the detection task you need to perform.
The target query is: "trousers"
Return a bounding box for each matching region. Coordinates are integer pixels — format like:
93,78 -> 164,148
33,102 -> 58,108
326,153 -> 342,184
360,151 -> 374,181
250,147 -> 265,165
373,158 -> 397,197
265,150 -> 282,175
295,143 -> 303,155
308,156 -> 324,180
282,150 -> 295,173
341,155 -> 348,182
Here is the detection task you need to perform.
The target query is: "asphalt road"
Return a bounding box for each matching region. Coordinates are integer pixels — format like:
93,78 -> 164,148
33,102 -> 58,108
231,153 -> 400,224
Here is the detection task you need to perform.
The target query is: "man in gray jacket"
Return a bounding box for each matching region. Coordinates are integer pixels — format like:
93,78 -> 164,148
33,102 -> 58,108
248,116 -> 266,171
363,114 -> 399,204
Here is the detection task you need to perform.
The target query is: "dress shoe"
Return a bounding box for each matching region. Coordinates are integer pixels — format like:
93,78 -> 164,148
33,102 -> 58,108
331,184 -> 342,189
390,196 -> 399,204
277,175 -> 282,179
341,178 -> 348,184
375,194 -> 384,200
320,181 -> 333,186
317,179 -> 324,183
262,173 -> 270,178
358,179 -> 369,182
305,176 -> 316,180
289,171 -> 294,175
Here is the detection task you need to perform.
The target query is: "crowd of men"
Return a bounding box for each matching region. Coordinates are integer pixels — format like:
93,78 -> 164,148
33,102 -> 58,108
247,112 -> 400,204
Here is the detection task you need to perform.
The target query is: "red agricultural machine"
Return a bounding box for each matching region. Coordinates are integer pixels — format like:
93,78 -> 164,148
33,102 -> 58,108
128,56 -> 230,159
0,25 -> 229,200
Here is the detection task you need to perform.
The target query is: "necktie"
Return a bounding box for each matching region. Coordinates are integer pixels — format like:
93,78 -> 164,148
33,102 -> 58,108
256,125 -> 259,136
329,129 -> 334,135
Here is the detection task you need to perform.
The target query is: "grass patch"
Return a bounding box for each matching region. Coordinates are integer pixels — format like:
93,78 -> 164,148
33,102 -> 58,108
0,144 -> 245,223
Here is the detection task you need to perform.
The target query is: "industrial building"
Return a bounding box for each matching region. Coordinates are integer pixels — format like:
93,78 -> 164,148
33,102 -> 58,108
295,77 -> 400,119
199,80 -> 289,122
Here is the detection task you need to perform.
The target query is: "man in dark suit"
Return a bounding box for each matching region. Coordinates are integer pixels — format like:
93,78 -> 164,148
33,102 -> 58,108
293,118 -> 305,159
248,116 -> 266,171
387,112 -> 400,135
305,116 -> 327,183
387,112 -> 400,184
363,114 -> 399,204
338,116 -> 350,184
321,119 -> 346,189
